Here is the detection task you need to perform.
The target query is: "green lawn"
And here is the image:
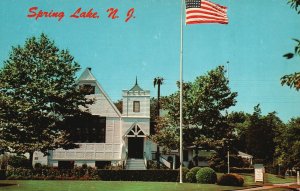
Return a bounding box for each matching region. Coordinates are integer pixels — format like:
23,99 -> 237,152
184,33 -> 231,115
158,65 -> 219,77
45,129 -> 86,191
240,173 -> 297,185
0,180 -> 245,191
0,173 -> 296,191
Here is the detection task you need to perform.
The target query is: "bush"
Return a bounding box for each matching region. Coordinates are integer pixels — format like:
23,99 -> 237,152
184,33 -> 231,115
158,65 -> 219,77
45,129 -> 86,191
217,173 -> 244,186
196,167 -> 217,184
96,170 -> 178,181
3,167 -> 179,181
230,167 -> 254,174
186,167 -> 201,183
0,170 -> 6,180
7,155 -> 30,168
176,167 -> 189,182
34,163 -> 42,169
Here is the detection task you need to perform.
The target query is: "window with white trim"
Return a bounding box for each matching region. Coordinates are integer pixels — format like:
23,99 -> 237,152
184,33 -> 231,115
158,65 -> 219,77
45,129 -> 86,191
133,101 -> 140,112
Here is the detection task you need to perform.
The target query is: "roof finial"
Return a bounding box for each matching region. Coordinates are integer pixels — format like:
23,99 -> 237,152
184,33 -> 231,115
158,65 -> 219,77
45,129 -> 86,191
135,76 -> 138,85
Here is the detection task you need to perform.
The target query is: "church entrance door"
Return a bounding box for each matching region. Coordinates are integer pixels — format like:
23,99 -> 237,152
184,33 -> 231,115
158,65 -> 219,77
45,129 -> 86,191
128,137 -> 144,159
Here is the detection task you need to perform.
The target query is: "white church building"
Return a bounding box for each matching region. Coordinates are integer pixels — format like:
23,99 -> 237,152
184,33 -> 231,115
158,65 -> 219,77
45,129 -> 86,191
33,67 -> 155,169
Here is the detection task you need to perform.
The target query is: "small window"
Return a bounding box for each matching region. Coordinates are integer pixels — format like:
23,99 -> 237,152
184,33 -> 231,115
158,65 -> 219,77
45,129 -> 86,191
80,84 -> 95,95
34,157 -> 38,160
133,101 -> 140,112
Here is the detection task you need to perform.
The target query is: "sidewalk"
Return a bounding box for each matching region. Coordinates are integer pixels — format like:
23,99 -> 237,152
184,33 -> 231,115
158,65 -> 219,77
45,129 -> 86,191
235,183 -> 300,191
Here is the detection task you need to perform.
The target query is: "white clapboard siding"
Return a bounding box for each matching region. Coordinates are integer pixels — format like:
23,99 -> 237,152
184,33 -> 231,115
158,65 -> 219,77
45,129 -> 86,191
52,143 -> 122,160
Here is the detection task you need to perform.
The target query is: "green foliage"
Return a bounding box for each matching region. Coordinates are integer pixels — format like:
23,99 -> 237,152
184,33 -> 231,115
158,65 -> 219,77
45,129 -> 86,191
7,155 -> 30,169
114,99 -> 123,113
34,163 -> 42,169
217,173 -> 244,186
281,39 -> 300,90
0,169 -> 6,180
196,167 -> 217,184
5,166 -> 99,180
180,167 -> 189,182
155,66 -> 237,151
281,0 -> 300,90
97,170 -> 179,181
228,106 -> 283,165
246,108 -> 283,164
275,117 -> 300,172
288,0 -> 300,13
0,34 -> 92,164
209,154 -> 249,173
227,111 -> 250,152
229,167 -> 254,174
186,167 -> 201,183
4,167 -> 179,181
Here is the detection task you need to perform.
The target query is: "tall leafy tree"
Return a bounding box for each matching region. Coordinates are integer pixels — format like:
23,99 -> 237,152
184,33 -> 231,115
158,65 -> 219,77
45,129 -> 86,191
230,106 -> 283,164
0,34 -> 92,166
246,106 -> 283,164
154,66 -> 237,151
275,117 -> 300,173
227,111 -> 251,153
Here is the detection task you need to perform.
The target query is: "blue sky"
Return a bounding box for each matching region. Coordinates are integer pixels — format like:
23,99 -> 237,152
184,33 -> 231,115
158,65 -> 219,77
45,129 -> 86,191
0,0 -> 299,122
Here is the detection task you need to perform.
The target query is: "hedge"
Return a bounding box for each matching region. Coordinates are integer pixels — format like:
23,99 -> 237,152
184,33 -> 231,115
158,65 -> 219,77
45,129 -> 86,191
3,168 -> 179,182
230,167 -> 254,174
97,170 -> 179,181
0,170 -> 6,180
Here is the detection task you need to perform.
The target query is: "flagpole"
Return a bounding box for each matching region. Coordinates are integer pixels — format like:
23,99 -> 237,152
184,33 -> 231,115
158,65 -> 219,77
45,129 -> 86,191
179,0 -> 184,184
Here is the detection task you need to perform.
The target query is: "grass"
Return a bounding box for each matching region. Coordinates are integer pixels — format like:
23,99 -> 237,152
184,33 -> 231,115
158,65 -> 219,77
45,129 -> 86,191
239,173 -> 297,185
0,180 -> 247,191
0,173 -> 296,191
264,174 -> 296,184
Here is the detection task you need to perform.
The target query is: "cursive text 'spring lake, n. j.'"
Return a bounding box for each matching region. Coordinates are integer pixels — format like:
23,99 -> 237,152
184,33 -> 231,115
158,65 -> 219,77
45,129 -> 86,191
27,7 -> 136,22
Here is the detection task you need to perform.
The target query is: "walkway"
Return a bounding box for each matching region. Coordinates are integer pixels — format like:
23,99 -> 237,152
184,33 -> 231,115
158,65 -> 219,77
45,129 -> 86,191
236,183 -> 300,191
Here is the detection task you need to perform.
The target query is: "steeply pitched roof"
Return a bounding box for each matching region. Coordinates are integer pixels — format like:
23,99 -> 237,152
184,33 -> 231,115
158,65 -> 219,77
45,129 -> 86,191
77,67 -> 122,118
78,67 -> 96,81
129,77 -> 144,91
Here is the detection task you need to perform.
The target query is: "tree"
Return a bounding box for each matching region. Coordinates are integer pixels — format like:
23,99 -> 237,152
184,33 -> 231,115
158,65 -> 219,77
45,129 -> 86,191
0,34 -> 92,167
275,117 -> 300,173
281,0 -> 300,90
153,77 -> 164,169
227,111 -> 251,153
114,99 -> 123,113
230,105 -> 283,164
281,39 -> 300,90
154,66 -> 237,152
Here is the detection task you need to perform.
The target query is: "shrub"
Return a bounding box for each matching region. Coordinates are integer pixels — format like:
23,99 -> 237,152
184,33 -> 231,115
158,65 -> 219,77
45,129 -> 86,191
188,161 -> 195,169
7,155 -> 30,168
176,167 -> 189,182
186,167 -> 201,183
230,167 -> 254,174
0,170 -> 6,180
96,170 -> 179,181
34,163 -> 42,169
196,167 -> 217,184
82,163 -> 88,169
217,173 -> 244,186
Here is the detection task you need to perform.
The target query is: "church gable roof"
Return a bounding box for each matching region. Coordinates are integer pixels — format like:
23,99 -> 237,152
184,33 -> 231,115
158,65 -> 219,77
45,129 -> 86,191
78,67 -> 96,81
78,67 -> 121,118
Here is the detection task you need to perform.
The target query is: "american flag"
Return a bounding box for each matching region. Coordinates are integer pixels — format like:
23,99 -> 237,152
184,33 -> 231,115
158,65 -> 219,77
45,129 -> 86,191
185,0 -> 228,25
